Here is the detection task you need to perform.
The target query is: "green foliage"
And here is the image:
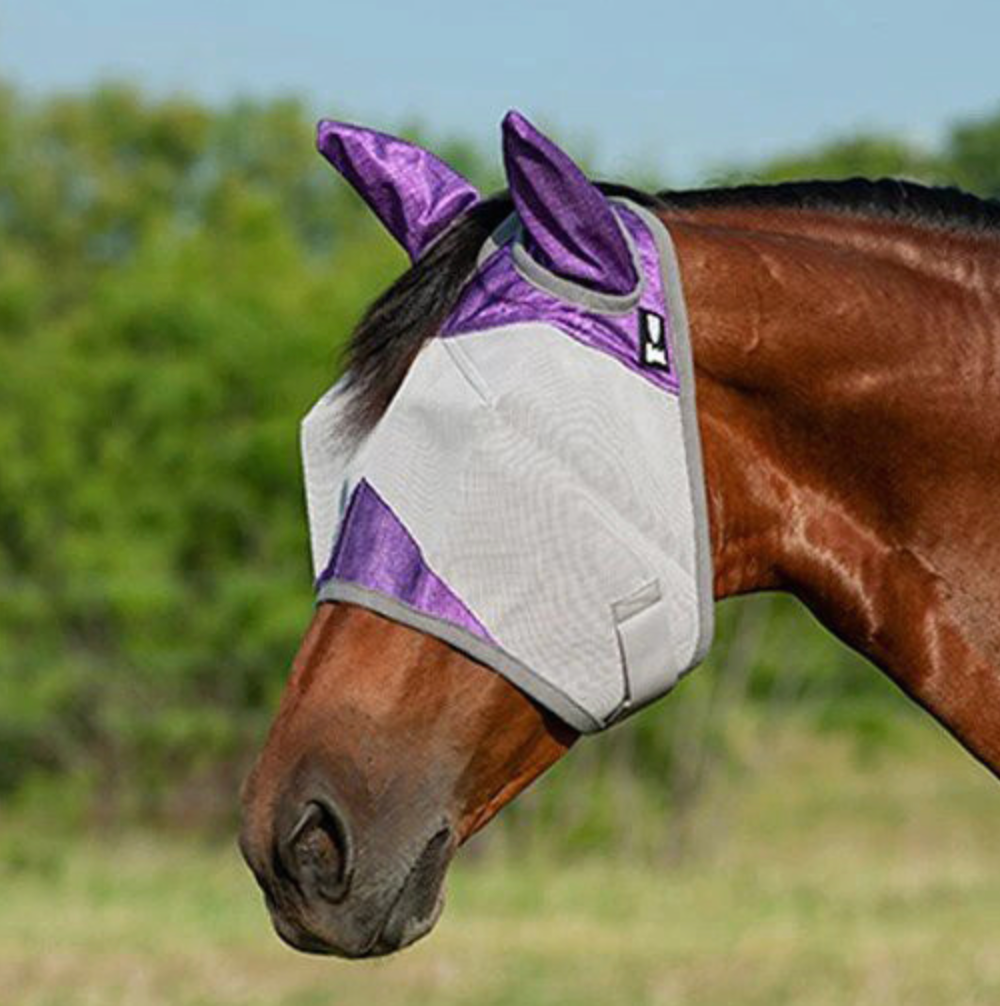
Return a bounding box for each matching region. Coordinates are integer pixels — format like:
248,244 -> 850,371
710,133 -> 944,186
946,107 -> 1000,197
0,83 -> 418,808
2,81 -> 999,823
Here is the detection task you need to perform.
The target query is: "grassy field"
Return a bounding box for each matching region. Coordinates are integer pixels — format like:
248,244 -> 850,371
3,717 -> 1000,1006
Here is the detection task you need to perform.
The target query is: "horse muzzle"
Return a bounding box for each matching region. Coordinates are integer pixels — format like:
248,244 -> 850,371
239,791 -> 455,958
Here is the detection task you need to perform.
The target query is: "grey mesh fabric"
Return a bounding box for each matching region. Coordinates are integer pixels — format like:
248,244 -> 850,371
302,200 -> 713,732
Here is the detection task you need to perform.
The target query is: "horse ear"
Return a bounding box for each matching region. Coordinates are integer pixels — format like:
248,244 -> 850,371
317,120 -> 481,261
501,110 -> 637,295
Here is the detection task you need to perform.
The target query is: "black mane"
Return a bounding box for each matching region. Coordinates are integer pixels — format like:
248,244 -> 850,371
340,178 -> 1000,435
654,176 -> 1000,233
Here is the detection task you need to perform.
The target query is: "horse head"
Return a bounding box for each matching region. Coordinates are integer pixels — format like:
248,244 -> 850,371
238,112 -> 696,957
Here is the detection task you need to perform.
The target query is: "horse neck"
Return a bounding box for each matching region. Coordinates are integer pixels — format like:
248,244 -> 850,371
667,205 -> 1000,773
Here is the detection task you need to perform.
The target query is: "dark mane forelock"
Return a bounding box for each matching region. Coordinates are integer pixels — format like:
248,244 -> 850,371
340,178 -> 1000,436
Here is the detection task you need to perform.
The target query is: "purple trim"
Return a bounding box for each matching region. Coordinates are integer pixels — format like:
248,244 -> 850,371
318,479 -> 494,642
501,111 -> 638,296
441,204 -> 679,395
317,120 -> 481,261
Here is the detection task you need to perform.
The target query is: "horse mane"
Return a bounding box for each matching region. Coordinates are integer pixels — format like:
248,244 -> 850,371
340,178 -> 1000,436
655,176 -> 1000,234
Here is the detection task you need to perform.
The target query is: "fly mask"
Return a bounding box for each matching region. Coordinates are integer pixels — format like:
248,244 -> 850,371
302,111 -> 714,732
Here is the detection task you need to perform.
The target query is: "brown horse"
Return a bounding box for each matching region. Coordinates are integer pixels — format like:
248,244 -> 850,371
240,154 -> 1000,957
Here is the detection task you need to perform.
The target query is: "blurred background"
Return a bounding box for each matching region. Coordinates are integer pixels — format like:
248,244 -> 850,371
3,3 -> 1000,1004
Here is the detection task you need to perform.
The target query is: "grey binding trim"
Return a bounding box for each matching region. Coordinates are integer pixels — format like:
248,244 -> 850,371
317,580 -> 604,733
476,213 -> 519,268
622,199 -> 716,669
510,216 -> 645,315
476,211 -> 646,317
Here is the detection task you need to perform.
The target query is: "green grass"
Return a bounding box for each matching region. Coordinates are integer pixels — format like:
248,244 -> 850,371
3,718 -> 1000,1006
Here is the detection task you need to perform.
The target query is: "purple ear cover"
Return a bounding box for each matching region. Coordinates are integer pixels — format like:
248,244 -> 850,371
317,120 -> 481,261
501,110 -> 638,295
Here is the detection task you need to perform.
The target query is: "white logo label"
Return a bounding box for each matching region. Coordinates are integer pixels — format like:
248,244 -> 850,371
640,310 -> 669,370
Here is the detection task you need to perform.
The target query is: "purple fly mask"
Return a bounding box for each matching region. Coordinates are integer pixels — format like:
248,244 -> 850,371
303,112 -> 714,731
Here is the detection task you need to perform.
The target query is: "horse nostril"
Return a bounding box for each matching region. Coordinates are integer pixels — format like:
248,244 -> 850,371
281,798 -> 354,904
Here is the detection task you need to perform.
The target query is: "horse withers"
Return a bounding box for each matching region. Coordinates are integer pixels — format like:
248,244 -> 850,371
239,112 -> 1000,957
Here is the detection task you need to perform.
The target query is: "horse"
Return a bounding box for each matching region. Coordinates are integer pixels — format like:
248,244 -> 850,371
239,112 -> 1000,959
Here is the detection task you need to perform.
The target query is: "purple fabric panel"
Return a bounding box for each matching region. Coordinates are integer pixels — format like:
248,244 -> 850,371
441,205 -> 679,395
317,120 -> 480,261
318,478 -> 495,643
501,111 -> 638,296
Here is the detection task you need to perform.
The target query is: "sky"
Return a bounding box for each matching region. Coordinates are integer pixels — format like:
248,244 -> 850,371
4,0 -> 999,183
